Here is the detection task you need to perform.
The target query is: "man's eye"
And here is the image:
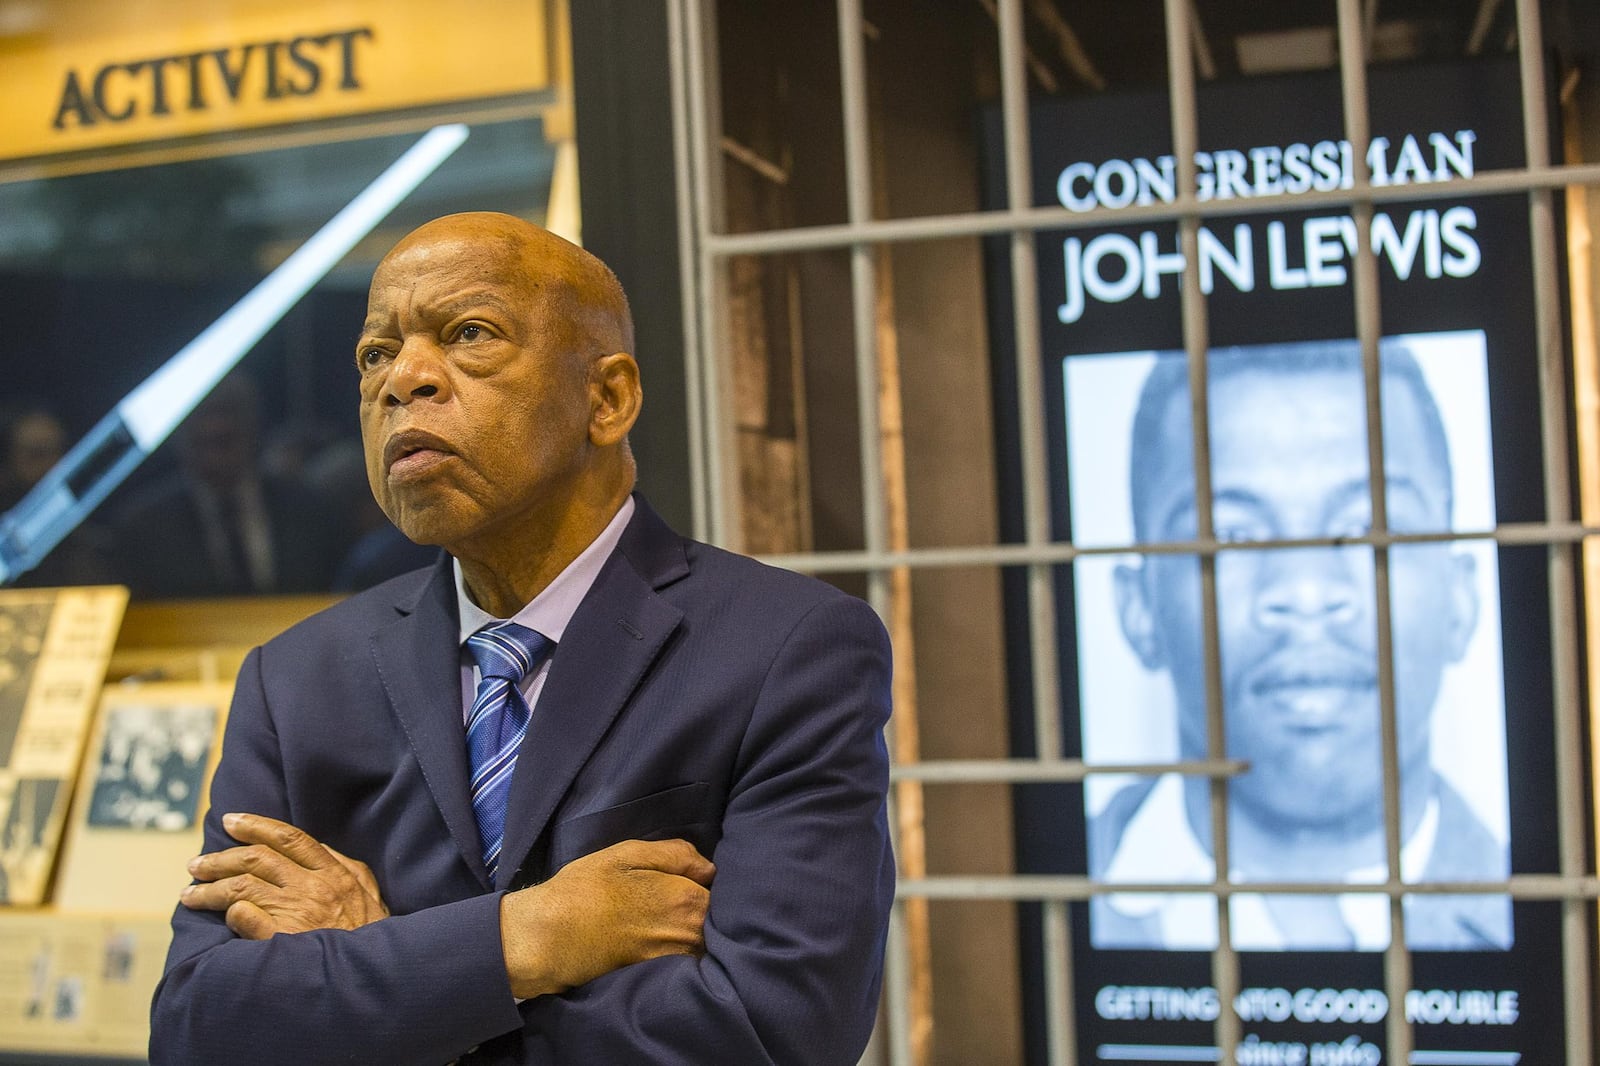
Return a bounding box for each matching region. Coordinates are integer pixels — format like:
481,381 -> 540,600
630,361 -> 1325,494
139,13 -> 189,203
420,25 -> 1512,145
1211,513 -> 1271,543
457,324 -> 484,342
1326,505 -> 1374,538
1328,517 -> 1373,539
358,347 -> 387,369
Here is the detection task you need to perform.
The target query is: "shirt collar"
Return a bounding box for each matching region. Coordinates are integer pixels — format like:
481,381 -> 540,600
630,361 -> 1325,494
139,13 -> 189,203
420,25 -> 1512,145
1100,771 -> 1443,950
454,496 -> 636,644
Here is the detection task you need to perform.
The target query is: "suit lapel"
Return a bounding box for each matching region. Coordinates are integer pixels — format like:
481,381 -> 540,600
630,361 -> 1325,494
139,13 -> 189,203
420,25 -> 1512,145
497,499 -> 687,884
369,558 -> 490,886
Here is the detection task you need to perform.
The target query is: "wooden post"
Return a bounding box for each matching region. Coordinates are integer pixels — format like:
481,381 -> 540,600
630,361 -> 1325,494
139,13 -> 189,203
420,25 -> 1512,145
874,239 -> 934,1065
1560,81 -> 1600,957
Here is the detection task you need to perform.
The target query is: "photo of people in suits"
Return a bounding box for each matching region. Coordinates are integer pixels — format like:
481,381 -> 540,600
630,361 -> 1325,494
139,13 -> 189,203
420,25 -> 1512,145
88,704 -> 216,832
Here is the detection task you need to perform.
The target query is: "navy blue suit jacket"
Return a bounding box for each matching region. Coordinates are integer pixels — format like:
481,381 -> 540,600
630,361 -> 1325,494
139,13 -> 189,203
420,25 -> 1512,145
151,497 -> 894,1064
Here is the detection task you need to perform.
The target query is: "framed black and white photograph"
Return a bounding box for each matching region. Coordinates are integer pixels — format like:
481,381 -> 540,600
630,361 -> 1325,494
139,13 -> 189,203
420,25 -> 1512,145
1063,332 -> 1510,952
87,703 -> 217,831
56,680 -> 231,915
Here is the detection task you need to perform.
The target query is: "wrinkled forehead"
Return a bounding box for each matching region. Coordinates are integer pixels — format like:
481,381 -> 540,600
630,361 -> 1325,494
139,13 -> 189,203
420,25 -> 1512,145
365,215 -> 631,353
364,246 -> 583,355
371,227 -> 543,297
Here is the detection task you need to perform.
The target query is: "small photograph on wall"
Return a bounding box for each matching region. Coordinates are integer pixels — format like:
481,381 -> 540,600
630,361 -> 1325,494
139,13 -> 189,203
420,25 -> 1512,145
0,777 -> 62,904
87,704 -> 217,831
56,681 -> 232,915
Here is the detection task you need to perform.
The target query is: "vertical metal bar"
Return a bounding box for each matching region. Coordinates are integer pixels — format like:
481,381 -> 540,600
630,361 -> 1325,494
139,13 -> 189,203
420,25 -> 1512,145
1333,4 -> 1413,1063
834,9 -> 905,1065
667,0 -> 710,544
998,0 -> 1074,1060
1562,84 -> 1600,1065
1161,1 -> 1238,1059
680,0 -> 735,548
881,898 -> 915,1066
999,0 -> 1061,768
875,705 -> 916,1065
1041,896 -> 1075,1066
1514,4 -> 1594,1065
836,0 -> 890,613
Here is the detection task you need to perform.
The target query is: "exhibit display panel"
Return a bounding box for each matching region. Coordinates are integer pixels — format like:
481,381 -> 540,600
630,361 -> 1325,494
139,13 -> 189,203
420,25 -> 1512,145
0,595 -> 322,1060
983,52 -> 1583,1066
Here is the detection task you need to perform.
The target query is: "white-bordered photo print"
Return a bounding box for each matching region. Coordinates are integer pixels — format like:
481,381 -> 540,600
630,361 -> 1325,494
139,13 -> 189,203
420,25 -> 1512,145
1065,332 -> 1512,952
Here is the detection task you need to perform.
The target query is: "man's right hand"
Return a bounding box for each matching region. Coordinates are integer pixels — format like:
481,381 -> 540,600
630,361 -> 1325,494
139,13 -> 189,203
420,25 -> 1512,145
499,838 -> 715,999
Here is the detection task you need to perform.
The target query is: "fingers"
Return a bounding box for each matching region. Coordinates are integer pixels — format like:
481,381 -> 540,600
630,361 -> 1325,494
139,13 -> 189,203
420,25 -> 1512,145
180,864 -> 387,933
321,843 -> 384,902
181,873 -> 276,915
610,838 -> 717,888
500,840 -> 716,998
653,879 -> 712,954
224,900 -> 278,940
188,844 -> 301,887
221,812 -> 336,870
181,814 -> 390,934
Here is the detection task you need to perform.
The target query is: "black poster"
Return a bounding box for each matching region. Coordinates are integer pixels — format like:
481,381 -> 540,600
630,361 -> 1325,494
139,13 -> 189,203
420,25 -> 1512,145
985,59 -> 1570,1066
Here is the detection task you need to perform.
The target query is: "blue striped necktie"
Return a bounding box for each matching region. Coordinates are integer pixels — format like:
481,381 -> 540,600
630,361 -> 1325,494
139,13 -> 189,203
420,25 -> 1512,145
464,621 -> 553,887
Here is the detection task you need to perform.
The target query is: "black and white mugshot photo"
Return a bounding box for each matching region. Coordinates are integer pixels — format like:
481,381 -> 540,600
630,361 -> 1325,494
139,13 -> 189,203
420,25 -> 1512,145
1064,332 -> 1512,953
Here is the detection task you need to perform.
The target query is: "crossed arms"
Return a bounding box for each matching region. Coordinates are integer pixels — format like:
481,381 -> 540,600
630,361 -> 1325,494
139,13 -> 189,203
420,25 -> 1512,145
180,814 -> 713,998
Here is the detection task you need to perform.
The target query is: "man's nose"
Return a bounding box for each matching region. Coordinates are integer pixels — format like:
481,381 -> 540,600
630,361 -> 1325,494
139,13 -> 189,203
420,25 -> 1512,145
383,337 -> 449,406
1252,547 -> 1363,630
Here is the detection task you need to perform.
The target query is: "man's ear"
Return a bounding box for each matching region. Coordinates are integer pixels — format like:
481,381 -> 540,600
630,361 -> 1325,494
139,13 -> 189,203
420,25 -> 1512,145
1113,560 -> 1165,670
589,352 -> 642,446
1443,548 -> 1480,663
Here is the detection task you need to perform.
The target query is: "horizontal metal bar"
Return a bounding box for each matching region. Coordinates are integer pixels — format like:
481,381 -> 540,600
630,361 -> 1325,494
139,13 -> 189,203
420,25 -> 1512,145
891,758 -> 1246,783
756,520 -> 1600,574
703,161 -> 1600,258
899,873 -> 1600,901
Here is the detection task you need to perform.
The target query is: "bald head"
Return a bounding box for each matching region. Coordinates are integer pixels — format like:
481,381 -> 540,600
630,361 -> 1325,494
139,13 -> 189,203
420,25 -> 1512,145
378,212 -> 634,358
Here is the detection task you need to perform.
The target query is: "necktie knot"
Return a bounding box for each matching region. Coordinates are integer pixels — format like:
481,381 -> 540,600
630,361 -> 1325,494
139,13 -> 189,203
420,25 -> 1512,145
466,621 -> 551,684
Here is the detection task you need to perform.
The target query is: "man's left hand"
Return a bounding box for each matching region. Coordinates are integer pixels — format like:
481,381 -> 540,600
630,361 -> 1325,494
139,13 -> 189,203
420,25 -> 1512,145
181,813 -> 390,939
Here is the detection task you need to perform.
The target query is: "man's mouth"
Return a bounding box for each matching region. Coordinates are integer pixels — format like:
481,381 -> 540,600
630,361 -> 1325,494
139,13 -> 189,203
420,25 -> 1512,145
1246,657 -> 1376,727
383,430 -> 455,475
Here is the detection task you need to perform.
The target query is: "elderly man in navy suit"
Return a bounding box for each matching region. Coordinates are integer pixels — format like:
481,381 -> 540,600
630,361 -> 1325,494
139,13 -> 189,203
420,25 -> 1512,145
151,212 -> 894,1064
